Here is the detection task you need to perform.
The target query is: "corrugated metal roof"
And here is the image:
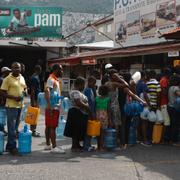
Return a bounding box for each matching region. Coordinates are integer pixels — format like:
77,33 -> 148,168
48,41 -> 180,65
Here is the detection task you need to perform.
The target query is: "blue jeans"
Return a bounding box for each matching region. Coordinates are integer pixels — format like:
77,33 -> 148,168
0,123 -> 4,131
0,106 -> 7,132
6,107 -> 21,150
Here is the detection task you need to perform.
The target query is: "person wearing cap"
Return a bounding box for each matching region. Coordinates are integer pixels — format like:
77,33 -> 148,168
44,64 -> 65,154
29,65 -> 42,137
101,63 -> 113,85
0,67 -> 11,134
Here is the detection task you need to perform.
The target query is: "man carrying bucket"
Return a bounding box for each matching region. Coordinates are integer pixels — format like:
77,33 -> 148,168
0,62 -> 26,155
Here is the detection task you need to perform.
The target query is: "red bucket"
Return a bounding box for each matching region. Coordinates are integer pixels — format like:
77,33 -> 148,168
45,109 -> 60,128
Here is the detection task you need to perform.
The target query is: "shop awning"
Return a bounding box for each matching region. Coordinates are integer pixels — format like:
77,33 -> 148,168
48,41 -> 180,65
48,58 -> 80,66
161,28 -> 180,40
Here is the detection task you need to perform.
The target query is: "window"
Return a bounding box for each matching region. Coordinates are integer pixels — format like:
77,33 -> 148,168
98,26 -> 104,35
106,24 -> 112,33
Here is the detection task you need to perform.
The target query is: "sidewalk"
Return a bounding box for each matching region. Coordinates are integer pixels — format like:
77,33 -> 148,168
1,106 -> 180,180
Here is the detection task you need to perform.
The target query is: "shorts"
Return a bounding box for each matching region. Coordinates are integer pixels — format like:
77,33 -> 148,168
45,109 -> 59,128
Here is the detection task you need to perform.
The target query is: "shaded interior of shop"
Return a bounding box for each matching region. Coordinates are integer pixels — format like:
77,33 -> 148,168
67,53 -> 178,80
0,46 -> 47,89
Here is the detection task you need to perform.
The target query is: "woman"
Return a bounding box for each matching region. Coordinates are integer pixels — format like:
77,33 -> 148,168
64,77 -> 90,152
107,70 -> 146,148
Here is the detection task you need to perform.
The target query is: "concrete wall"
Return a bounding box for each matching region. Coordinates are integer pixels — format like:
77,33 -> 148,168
95,20 -> 114,42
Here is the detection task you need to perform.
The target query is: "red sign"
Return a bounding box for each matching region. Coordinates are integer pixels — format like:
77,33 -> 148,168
82,59 -> 97,65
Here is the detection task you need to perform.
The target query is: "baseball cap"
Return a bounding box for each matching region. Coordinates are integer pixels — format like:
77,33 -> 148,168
1,67 -> 11,73
105,63 -> 113,69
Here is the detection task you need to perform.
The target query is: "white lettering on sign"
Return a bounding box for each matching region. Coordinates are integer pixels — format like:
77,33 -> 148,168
34,14 -> 61,27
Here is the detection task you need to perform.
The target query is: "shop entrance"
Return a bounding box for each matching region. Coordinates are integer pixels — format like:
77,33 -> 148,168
0,46 -> 47,88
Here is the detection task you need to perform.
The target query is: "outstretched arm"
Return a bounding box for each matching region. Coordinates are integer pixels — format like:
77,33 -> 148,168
124,87 -> 147,106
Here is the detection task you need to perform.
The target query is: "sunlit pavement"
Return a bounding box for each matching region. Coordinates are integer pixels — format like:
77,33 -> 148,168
1,101 -> 180,180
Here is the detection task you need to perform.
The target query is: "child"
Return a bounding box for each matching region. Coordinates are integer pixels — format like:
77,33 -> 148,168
96,85 -> 112,151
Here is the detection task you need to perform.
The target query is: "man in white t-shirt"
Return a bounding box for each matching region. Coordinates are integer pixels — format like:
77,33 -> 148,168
9,9 -> 31,31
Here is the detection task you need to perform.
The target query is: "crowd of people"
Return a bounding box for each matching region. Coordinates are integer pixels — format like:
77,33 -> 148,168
0,62 -> 180,155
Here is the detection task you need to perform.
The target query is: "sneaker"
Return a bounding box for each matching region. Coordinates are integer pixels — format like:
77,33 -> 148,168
32,131 -> 41,137
44,145 -> 52,151
140,142 -> 152,147
51,147 -> 65,154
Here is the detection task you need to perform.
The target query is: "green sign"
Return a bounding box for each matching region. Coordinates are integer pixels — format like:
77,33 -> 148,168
0,6 -> 63,37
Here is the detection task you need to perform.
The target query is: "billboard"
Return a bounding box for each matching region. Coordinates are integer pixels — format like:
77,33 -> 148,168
114,0 -> 180,47
0,6 -> 63,37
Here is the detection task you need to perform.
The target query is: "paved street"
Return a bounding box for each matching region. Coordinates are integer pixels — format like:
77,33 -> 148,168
1,111 -> 180,180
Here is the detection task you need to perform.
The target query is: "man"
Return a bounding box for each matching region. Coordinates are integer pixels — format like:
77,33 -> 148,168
1,62 -> 26,155
146,70 -> 161,143
44,64 -> 65,153
160,68 -> 171,143
9,9 -> 31,31
0,67 -> 11,134
30,65 -> 42,137
101,63 -> 113,85
136,71 -> 151,147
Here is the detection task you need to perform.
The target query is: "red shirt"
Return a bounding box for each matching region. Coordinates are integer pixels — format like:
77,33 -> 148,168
160,76 -> 169,106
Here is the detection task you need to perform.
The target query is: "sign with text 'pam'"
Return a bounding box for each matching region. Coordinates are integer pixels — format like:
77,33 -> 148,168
114,0 -> 180,47
0,6 -> 63,37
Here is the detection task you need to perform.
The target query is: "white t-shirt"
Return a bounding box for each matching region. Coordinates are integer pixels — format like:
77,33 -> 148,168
11,12 -> 27,29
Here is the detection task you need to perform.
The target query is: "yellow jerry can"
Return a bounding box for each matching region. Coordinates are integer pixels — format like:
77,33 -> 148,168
87,120 -> 101,137
152,124 -> 163,144
25,106 -> 40,125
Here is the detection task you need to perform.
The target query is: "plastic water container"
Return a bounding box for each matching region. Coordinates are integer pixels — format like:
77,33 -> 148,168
104,128 -> 117,149
87,120 -> 101,137
132,71 -> 141,84
61,97 -> 71,113
56,115 -> 66,138
152,124 -> 163,144
128,118 -> 137,145
20,105 -> 28,122
25,106 -> 40,125
38,91 -> 63,108
124,101 -> 144,117
0,131 -> 4,154
0,107 -> 7,125
18,124 -> 32,154
38,92 -> 47,108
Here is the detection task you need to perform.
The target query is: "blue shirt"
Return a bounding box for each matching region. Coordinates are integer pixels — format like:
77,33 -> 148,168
30,74 -> 41,99
84,87 -> 95,115
136,80 -> 148,97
